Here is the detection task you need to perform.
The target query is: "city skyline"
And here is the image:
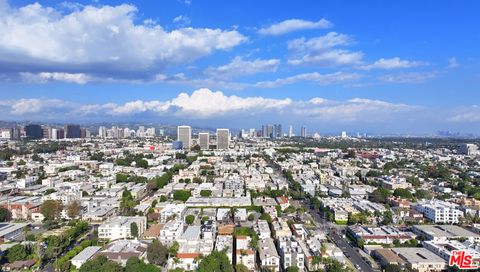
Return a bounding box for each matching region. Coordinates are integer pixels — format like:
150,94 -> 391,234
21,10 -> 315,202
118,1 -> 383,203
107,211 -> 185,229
0,1 -> 479,134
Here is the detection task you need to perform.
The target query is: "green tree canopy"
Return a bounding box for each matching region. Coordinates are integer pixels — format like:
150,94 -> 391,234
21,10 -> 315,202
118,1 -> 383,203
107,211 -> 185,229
147,240 -> 168,266
197,251 -> 233,272
130,222 -> 139,237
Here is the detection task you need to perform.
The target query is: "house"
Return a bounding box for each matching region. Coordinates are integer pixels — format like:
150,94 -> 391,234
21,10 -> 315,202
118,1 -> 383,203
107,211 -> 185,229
234,208 -> 247,222
275,196 -> 290,211
0,223 -> 29,242
97,240 -> 149,266
217,208 -> 231,222
236,236 -> 256,271
215,235 -> 233,263
258,238 -> 280,272
71,246 -> 102,269
170,226 -> 214,271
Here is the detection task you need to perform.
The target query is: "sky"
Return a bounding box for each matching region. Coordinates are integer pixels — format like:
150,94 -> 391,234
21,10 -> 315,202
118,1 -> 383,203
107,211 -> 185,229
0,0 -> 479,135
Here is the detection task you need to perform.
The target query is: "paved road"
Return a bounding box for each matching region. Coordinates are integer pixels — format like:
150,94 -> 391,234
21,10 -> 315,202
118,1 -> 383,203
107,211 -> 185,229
329,231 -> 374,272
268,161 -> 376,272
302,199 -> 375,272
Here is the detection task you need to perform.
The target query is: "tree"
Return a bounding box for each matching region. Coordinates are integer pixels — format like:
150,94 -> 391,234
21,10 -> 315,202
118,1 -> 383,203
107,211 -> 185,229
369,188 -> 392,203
136,159 -> 149,169
147,240 -> 168,266
168,241 -> 179,257
160,195 -> 168,202
416,189 -> 432,200
121,189 -> 136,216
67,200 -> 82,219
0,207 -> 11,221
7,244 -> 31,262
185,215 -> 195,225
382,210 -> 394,225
40,200 -> 63,220
248,214 -> 255,221
79,256 -> 123,272
235,264 -> 249,272
173,190 -> 191,202
286,267 -> 299,272
385,264 -> 403,272
197,251 -> 233,272
147,180 -> 158,192
259,213 -> 272,223
200,190 -> 212,197
323,258 -> 349,272
125,256 -> 161,272
130,222 -> 139,238
393,188 -> 413,199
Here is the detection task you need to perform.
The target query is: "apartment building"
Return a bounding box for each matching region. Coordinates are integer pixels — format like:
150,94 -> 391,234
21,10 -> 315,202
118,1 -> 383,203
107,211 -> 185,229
98,216 -> 147,240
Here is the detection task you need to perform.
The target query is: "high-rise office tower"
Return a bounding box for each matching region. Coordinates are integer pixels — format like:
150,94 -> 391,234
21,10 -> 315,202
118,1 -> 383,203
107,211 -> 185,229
56,128 -> 65,139
341,131 -> 347,138
146,127 -> 155,137
137,126 -> 145,138
11,127 -> 21,140
25,124 -> 43,139
198,132 -> 209,150
288,125 -> 293,137
262,124 -> 274,138
274,124 -> 282,138
65,124 -> 81,139
249,128 -> 256,138
124,128 -> 132,138
98,126 -> 107,138
51,128 -> 58,140
216,129 -> 229,150
42,126 -> 51,139
111,126 -> 119,139
177,125 -> 192,149
301,126 -> 307,138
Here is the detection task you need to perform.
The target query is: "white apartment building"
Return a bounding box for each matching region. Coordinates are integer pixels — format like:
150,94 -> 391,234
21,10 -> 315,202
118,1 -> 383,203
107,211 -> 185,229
159,204 -> 186,223
259,238 -> 280,272
255,220 -> 272,239
277,236 -> 305,271
236,236 -> 256,270
215,235 -> 233,263
98,216 -> 147,240
415,200 -> 464,224
160,219 -> 184,245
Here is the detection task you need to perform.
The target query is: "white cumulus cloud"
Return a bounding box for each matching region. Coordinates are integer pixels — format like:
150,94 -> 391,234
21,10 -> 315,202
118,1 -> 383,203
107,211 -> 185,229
360,57 -> 427,70
258,18 -> 332,36
287,32 -> 363,67
255,72 -> 361,88
0,2 -> 246,78
204,57 -> 280,79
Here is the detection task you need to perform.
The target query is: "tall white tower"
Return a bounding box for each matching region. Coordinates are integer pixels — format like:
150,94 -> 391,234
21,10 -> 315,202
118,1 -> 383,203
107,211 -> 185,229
216,129 -> 230,150
177,125 -> 192,150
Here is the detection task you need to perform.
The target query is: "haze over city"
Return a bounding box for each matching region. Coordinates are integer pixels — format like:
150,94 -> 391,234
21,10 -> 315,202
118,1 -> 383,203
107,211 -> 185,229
0,0 -> 479,134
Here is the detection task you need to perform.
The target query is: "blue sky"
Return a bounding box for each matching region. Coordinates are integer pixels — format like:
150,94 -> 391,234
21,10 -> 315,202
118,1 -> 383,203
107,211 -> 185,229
0,0 -> 479,134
